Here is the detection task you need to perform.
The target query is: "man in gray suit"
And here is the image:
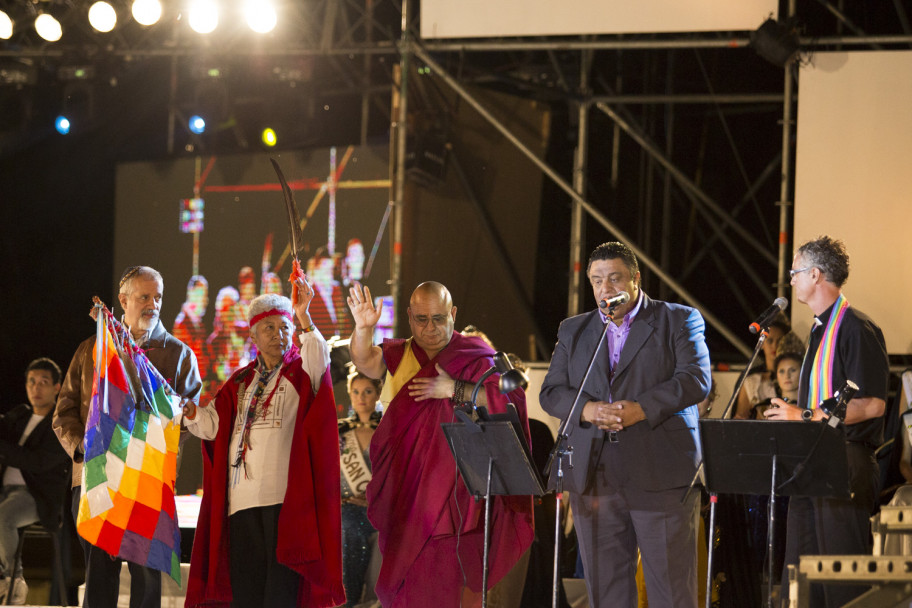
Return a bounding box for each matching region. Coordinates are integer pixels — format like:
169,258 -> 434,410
540,241 -> 711,608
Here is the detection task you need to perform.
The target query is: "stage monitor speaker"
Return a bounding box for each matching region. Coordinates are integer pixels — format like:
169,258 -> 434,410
750,18 -> 800,67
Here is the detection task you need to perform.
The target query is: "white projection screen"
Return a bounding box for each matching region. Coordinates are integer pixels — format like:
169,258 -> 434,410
420,0 -> 777,39
794,50 -> 912,354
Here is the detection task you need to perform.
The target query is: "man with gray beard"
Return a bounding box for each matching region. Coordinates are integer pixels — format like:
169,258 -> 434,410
54,265 -> 202,608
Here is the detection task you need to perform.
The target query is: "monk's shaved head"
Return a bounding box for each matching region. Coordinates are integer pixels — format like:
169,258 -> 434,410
408,281 -> 457,359
410,281 -> 453,310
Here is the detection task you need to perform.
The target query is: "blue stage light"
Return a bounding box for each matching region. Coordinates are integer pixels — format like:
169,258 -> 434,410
55,115 -> 71,134
188,115 -> 206,134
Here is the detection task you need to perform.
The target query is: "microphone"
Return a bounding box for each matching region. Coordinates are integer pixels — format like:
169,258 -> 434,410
748,297 -> 788,334
599,291 -> 630,310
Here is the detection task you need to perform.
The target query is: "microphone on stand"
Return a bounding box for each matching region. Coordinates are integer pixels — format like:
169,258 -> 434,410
599,291 -> 630,310
748,297 -> 788,334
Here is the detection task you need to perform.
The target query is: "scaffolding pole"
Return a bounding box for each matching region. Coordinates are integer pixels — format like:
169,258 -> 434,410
568,50 -> 592,317
778,0 -> 797,299
390,0 -> 410,335
411,42 -> 751,357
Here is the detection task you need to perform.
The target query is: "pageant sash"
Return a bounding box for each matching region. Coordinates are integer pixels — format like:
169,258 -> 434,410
340,429 -> 372,496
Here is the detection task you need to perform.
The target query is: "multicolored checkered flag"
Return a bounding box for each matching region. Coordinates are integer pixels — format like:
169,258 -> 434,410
77,306 -> 183,584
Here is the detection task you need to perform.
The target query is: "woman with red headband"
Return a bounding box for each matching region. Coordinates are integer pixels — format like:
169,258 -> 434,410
182,277 -> 345,608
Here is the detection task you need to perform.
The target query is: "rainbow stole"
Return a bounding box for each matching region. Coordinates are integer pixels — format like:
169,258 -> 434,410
807,293 -> 850,409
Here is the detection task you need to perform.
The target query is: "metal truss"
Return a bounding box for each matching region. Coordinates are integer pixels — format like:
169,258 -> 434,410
3,0 -> 912,356
788,555 -> 912,608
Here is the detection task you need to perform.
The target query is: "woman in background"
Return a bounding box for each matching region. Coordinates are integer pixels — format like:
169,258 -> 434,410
773,351 -> 801,403
734,318 -> 789,419
338,371 -> 383,606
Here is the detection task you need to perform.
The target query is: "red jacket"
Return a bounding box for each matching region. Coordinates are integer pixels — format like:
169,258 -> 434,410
185,345 -> 345,608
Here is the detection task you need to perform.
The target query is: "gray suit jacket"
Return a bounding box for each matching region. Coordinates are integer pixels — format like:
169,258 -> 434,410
540,294 -> 711,494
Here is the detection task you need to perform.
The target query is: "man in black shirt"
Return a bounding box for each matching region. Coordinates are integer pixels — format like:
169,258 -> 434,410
0,358 -> 71,604
766,236 -> 890,608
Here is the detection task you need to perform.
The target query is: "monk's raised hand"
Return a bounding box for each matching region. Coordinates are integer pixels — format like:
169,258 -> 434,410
408,363 -> 455,402
347,282 -> 383,329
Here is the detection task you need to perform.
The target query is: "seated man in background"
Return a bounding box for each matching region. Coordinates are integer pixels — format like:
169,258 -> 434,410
0,358 -> 71,604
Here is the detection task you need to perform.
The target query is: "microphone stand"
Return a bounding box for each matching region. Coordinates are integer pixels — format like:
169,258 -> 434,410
457,352 -> 530,608
544,307 -> 617,608
691,328 -> 769,608
720,330 -> 768,421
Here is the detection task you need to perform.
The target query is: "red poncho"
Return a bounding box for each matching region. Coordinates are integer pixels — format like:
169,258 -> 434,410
185,345 -> 345,608
366,332 -> 534,607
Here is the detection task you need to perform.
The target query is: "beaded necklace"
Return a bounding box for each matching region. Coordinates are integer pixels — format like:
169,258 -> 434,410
232,358 -> 283,478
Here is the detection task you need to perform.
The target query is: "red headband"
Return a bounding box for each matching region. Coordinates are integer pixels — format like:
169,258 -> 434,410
249,308 -> 293,327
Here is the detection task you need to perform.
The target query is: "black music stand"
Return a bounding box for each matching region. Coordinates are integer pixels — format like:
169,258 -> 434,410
700,419 -> 849,608
442,405 -> 545,608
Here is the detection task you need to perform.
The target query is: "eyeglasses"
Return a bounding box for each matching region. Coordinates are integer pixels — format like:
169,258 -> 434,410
789,267 -> 813,279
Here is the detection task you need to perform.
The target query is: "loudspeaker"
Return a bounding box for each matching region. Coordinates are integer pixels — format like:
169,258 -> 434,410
750,18 -> 800,67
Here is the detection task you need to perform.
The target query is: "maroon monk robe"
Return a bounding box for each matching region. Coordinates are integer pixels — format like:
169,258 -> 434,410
366,332 -> 535,608
185,345 -> 346,608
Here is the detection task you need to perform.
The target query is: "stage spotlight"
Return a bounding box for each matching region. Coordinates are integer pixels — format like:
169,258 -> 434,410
189,115 -> 206,134
188,0 -> 218,34
244,0 -> 276,34
131,0 -> 162,26
0,10 -> 12,40
88,1 -> 117,32
35,13 -> 62,42
55,115 -> 71,135
261,127 -> 277,147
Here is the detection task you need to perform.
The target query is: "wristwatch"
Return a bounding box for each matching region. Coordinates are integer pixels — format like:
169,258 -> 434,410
801,408 -> 814,421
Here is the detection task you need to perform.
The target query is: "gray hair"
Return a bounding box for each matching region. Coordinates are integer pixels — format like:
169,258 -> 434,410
796,236 -> 850,287
119,266 -> 163,295
247,293 -> 293,326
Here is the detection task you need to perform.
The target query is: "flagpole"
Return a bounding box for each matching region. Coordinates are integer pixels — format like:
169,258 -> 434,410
94,302 -> 109,415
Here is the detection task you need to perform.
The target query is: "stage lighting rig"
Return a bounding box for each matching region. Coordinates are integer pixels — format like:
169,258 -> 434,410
0,10 -> 12,39
35,12 -> 62,41
244,0 -> 276,34
131,0 -> 162,26
188,0 -> 218,34
88,1 -> 117,32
